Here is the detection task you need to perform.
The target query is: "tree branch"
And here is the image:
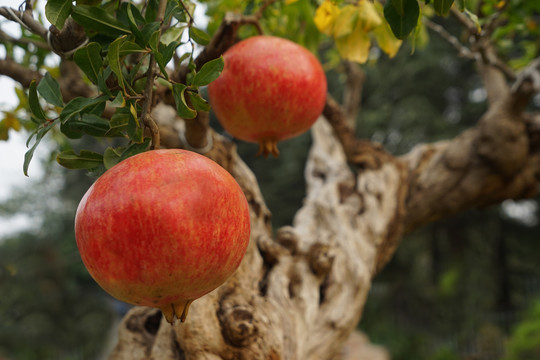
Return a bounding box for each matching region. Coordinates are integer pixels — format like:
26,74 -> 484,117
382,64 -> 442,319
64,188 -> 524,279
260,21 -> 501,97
423,18 -> 475,59
0,58 -> 41,87
401,99 -> 539,233
0,27 -> 49,50
323,95 -> 392,169
0,6 -> 47,39
342,61 -> 365,128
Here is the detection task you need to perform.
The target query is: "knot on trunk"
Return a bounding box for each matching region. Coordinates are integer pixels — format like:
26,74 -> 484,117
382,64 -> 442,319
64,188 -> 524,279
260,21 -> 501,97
276,226 -> 299,254
218,305 -> 258,347
308,243 -> 335,277
476,106 -> 529,178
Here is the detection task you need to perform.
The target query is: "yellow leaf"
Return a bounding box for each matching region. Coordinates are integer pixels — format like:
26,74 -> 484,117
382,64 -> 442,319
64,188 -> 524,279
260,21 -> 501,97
285,0 -> 300,4
373,25 -> 402,58
130,104 -> 139,126
314,0 -> 340,36
372,2 -> 402,58
333,5 -> 359,38
4,112 -> 21,131
335,23 -> 371,63
357,0 -> 382,32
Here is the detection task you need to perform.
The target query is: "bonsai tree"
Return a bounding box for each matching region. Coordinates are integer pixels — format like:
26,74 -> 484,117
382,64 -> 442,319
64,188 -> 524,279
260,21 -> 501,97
0,0 -> 539,358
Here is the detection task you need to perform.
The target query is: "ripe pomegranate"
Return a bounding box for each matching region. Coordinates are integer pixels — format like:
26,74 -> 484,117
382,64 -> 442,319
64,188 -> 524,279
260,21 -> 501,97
75,149 -> 250,323
208,35 -> 327,157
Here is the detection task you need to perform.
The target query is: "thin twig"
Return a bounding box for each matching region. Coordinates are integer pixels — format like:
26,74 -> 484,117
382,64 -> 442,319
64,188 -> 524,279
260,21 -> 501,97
255,0 -> 279,19
145,114 -> 161,149
140,0 -> 168,150
423,18 -> 475,59
24,0 -> 33,12
0,27 -> 49,49
450,7 -> 478,35
178,0 -> 194,25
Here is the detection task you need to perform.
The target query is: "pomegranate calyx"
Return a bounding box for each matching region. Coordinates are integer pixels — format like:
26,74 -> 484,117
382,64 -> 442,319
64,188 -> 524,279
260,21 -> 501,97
257,139 -> 279,158
160,299 -> 194,324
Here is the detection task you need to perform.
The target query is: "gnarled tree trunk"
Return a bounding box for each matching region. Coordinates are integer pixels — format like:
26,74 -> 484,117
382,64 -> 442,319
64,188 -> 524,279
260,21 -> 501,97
107,61 -> 540,357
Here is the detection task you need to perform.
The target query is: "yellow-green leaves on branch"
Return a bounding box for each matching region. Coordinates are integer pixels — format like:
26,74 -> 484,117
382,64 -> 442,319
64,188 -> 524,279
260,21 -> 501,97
373,2 -> 403,58
314,0 -> 402,63
314,1 -> 340,36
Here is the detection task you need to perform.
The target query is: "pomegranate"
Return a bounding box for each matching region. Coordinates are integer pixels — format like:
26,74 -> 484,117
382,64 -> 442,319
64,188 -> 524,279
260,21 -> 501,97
208,35 -> 327,156
75,149 -> 250,323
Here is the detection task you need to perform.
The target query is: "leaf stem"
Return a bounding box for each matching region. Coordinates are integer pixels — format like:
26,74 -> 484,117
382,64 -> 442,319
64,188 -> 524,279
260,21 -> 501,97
140,0 -> 169,150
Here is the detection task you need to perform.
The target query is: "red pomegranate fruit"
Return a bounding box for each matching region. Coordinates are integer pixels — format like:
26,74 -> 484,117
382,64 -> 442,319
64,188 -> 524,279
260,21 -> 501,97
75,149 -> 251,323
208,35 -> 327,157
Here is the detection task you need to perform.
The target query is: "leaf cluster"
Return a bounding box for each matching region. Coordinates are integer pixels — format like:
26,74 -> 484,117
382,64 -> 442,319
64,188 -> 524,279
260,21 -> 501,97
24,0 -> 224,175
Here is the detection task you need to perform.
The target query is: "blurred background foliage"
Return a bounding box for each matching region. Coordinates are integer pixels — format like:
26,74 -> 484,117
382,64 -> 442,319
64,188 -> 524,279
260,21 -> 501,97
1,0 -> 540,359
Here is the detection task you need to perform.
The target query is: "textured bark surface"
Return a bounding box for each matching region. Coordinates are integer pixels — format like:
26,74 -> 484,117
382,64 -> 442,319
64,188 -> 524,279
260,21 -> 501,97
109,116 -> 407,359
105,25 -> 540,356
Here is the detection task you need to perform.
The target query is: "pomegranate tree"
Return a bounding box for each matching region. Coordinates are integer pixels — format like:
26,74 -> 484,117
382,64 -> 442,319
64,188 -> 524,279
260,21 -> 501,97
208,35 -> 327,156
75,149 -> 251,323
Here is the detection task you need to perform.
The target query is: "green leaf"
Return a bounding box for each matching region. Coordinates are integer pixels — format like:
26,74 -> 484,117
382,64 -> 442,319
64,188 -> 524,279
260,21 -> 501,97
45,0 -> 72,29
391,0 -> 405,16
172,84 -> 197,119
160,41 -> 179,68
433,0 -> 454,16
164,1 -> 182,23
110,92 -> 125,107
145,0 -> 159,22
73,42 -> 103,84
119,138 -> 151,162
189,27 -> 210,46
119,41 -> 146,56
24,120 -> 58,176
56,149 -> 104,169
148,30 -> 168,77
126,3 -> 145,47
191,56 -> 224,87
61,113 -> 111,138
187,91 -> 210,112
72,5 -> 130,37
127,104 -> 143,142
106,107 -> 130,136
60,95 -> 108,124
37,72 -> 63,107
384,0 -> 420,39
162,26 -> 184,46
140,22 -> 161,47
103,146 -> 124,169
148,30 -> 160,52
97,66 -> 113,96
28,80 -> 47,121
454,0 -> 463,10
108,36 -> 127,92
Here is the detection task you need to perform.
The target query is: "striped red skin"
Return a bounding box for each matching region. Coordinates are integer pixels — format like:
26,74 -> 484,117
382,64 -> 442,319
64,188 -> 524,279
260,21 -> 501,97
208,35 -> 327,156
75,149 -> 250,322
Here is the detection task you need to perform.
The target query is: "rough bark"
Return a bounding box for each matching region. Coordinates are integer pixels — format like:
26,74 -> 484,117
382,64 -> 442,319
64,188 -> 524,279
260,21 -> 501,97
109,114 -> 406,360
107,63 -> 540,360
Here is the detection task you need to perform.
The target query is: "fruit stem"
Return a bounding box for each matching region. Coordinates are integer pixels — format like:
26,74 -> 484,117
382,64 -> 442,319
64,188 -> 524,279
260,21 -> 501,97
160,299 -> 194,324
257,139 -> 279,158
